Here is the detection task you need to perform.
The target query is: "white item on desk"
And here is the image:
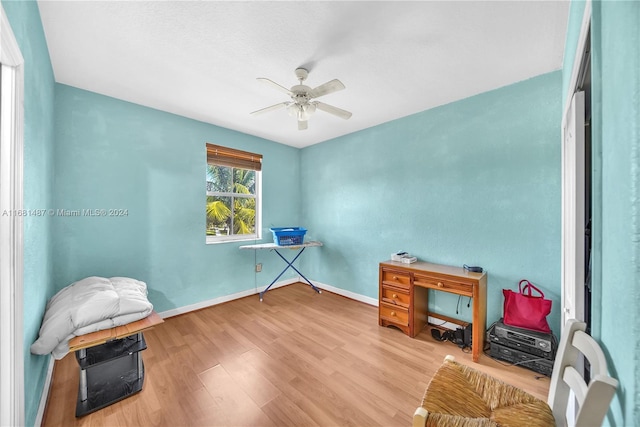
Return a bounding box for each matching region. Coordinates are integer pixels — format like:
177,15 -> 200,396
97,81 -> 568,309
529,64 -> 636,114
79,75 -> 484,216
391,252 -> 408,261
391,251 -> 417,264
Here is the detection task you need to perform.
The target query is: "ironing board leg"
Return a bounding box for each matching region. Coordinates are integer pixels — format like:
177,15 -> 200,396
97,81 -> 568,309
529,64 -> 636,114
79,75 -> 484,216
281,259 -> 321,294
259,248 -> 303,301
260,247 -> 320,301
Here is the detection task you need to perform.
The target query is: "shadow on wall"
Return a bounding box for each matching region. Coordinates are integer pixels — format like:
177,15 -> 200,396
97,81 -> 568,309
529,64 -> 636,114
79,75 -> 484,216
602,344 -> 624,427
147,288 -> 172,314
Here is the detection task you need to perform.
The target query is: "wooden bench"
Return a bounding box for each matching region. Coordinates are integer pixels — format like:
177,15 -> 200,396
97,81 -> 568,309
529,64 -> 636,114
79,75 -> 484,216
69,311 -> 164,417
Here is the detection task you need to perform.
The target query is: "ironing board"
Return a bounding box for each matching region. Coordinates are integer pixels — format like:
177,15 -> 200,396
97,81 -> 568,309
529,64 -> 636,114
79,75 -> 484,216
239,240 -> 323,301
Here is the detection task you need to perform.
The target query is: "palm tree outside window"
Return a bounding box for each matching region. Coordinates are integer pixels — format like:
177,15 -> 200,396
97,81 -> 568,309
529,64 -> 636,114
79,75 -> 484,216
206,144 -> 262,243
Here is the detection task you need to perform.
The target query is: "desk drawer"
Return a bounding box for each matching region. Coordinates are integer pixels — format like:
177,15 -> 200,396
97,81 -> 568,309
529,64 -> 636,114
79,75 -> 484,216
414,274 -> 473,296
379,302 -> 409,326
381,286 -> 410,308
381,269 -> 411,290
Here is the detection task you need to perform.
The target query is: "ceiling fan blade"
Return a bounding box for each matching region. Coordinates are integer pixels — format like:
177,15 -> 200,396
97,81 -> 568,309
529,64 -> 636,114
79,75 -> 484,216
315,102 -> 352,120
298,120 -> 308,130
310,79 -> 345,98
250,102 -> 288,115
257,78 -> 292,96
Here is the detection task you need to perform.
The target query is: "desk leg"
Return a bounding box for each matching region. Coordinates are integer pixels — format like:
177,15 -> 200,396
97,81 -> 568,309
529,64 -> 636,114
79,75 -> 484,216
472,284 -> 486,363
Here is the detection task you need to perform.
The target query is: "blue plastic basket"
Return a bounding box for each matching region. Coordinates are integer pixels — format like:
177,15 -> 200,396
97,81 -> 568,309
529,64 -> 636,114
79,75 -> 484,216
270,227 -> 307,246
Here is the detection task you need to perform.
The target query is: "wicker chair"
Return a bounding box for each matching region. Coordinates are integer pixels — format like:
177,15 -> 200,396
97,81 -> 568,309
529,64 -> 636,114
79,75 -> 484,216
413,319 -> 618,427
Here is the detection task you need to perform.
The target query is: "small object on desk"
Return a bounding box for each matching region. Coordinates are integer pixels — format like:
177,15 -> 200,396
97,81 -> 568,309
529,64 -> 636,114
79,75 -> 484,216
463,264 -> 483,273
392,252 -> 417,263
240,240 -> 323,301
391,251 -> 408,261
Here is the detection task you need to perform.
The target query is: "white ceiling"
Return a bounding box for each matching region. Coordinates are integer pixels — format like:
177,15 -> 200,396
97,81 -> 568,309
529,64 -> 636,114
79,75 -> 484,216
38,1 -> 569,148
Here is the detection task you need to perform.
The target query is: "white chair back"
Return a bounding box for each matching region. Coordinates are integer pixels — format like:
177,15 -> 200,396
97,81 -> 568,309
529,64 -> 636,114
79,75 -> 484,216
547,319 -> 618,427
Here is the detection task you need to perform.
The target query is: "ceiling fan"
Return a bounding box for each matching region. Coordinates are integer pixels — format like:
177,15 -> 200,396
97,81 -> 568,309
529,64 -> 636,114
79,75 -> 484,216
251,68 -> 352,130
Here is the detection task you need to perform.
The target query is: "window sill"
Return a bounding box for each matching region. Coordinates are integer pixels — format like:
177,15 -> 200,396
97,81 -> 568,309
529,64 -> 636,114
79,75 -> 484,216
206,235 -> 261,245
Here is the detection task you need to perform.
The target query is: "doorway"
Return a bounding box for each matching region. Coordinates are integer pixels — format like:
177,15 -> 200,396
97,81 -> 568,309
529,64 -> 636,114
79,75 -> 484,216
0,4 -> 25,426
578,31 -> 592,333
561,4 -> 592,332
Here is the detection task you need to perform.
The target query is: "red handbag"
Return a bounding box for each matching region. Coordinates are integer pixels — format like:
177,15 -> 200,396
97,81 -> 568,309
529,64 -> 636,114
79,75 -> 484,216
502,280 -> 552,333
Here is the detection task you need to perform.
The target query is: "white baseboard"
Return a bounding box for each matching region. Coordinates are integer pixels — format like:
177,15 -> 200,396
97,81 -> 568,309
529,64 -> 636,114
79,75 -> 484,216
34,356 -> 54,427
158,277 -> 378,319
158,278 -> 299,318
311,280 -> 378,306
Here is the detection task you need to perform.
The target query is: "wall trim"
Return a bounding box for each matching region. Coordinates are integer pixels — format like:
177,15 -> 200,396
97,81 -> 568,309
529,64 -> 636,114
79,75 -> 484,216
158,278 -> 378,319
34,356 -> 54,427
158,278 -> 300,318
312,280 -> 378,306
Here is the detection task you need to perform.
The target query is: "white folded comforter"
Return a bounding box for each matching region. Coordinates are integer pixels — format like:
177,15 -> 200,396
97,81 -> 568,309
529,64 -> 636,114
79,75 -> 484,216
31,276 -> 154,359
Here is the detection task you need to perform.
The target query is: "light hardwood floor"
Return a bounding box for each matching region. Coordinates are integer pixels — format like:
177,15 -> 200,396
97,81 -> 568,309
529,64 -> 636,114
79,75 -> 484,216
41,283 -> 550,427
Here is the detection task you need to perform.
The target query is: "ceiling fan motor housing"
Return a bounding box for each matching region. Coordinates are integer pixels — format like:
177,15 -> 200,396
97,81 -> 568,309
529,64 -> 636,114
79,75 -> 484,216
295,68 -> 309,82
291,85 -> 311,104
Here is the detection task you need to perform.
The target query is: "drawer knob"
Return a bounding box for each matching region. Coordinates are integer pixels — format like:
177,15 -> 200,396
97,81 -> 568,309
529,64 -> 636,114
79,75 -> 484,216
393,276 -> 398,280
392,293 -> 398,298
437,282 -> 444,288
390,311 -> 396,316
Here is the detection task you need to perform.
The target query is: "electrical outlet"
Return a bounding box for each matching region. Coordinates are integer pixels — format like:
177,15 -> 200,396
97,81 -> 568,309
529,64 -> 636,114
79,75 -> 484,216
255,263 -> 262,272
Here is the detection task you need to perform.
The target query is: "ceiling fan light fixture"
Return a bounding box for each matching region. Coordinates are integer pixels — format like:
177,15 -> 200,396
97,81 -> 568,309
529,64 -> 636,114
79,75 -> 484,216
287,103 -> 299,117
252,68 -> 351,130
287,103 -> 315,121
303,103 -> 316,115
298,107 -> 310,121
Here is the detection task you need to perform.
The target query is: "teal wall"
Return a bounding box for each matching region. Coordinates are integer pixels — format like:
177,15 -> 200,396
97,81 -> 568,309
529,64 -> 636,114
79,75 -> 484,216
1,1 -> 56,426
300,72 -> 563,334
53,85 -> 301,312
588,1 -> 640,425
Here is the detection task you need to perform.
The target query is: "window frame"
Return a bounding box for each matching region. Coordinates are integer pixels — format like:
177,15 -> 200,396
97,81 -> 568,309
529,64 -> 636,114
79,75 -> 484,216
205,144 -> 262,244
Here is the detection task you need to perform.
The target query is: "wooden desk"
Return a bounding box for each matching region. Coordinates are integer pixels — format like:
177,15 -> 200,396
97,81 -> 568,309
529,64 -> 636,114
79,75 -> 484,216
70,311 -> 164,416
378,261 -> 487,362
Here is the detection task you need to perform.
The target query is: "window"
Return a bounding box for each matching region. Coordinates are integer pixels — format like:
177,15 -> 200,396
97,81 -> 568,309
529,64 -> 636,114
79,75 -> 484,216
206,143 -> 262,243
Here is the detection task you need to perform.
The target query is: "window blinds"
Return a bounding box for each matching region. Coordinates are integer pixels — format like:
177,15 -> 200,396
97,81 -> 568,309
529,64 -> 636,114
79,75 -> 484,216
206,143 -> 263,171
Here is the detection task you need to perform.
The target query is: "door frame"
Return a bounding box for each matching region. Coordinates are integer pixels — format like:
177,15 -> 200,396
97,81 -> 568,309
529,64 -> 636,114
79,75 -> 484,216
561,0 -> 591,327
562,91 -> 586,326
0,4 -> 25,427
